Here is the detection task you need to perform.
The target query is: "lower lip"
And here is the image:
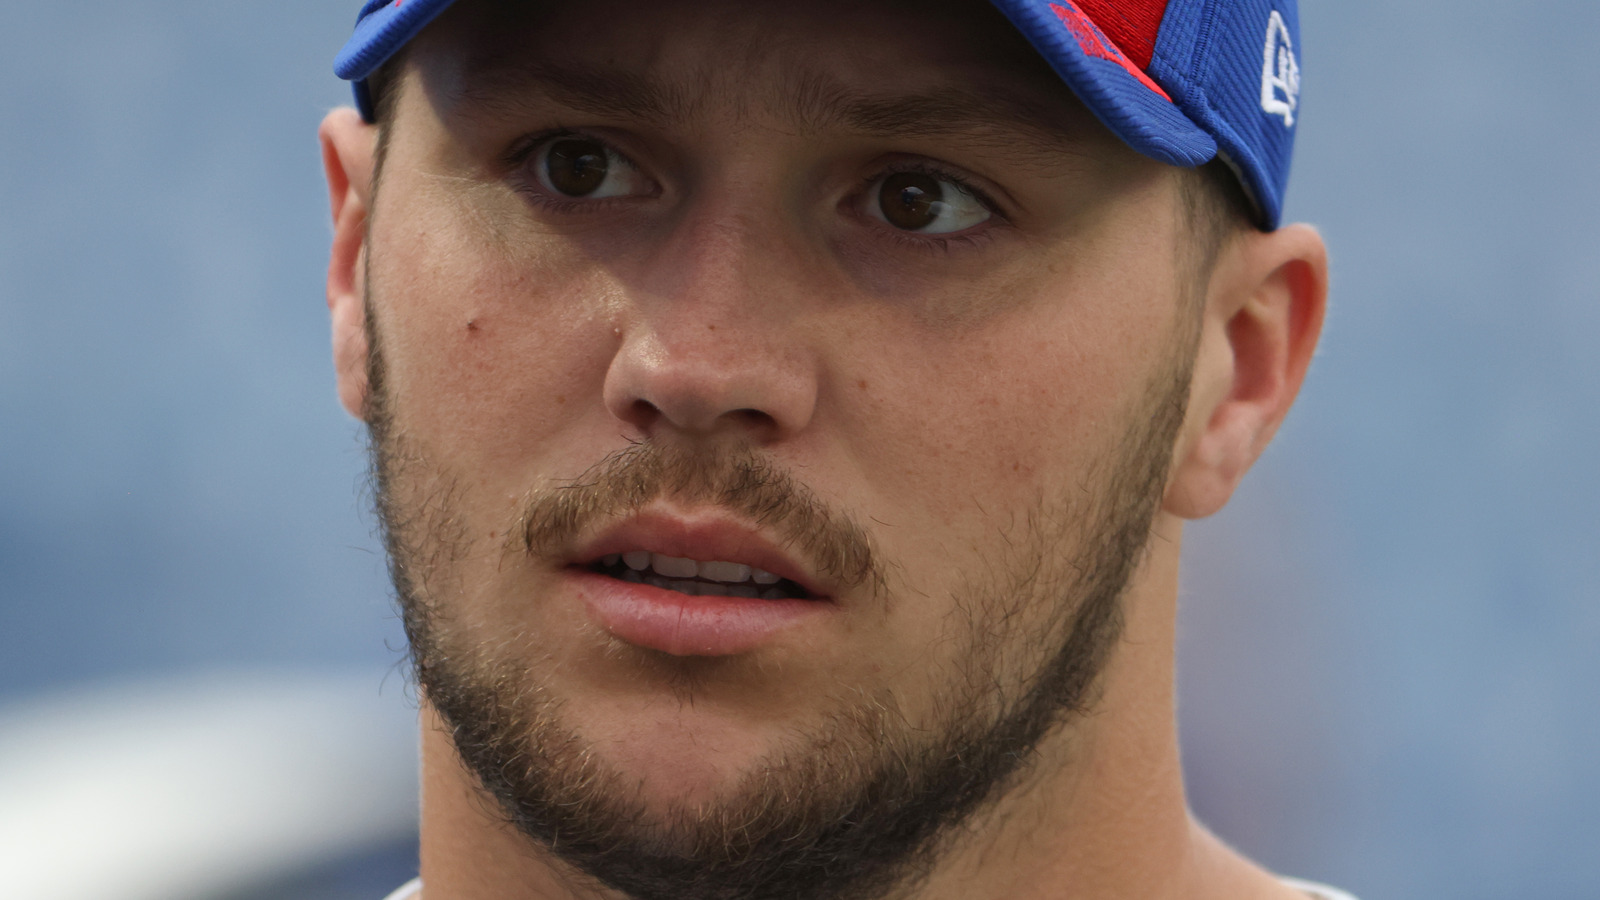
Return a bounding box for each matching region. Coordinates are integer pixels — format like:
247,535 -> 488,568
574,569 -> 829,657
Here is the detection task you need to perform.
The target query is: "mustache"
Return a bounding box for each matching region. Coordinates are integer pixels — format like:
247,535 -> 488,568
514,442 -> 886,595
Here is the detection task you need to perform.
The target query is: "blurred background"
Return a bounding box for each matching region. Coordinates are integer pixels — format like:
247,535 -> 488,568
2,1 -> 1596,898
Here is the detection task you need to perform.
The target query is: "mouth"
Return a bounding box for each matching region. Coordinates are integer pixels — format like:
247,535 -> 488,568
588,552 -> 814,601
567,511 -> 836,657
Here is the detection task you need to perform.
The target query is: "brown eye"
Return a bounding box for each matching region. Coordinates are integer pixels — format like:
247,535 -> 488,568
878,172 -> 943,230
870,170 -> 991,234
542,138 -> 611,196
533,136 -> 652,201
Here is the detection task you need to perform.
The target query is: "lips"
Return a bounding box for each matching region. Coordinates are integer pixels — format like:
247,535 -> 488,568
565,510 -> 835,657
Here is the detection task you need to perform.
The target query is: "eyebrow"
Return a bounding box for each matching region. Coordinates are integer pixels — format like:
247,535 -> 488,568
445,59 -> 1092,156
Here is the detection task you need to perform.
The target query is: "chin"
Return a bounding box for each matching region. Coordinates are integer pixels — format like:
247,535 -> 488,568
571,686 -> 825,808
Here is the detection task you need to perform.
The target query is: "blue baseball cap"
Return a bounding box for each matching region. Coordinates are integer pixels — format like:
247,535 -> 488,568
335,0 -> 1301,228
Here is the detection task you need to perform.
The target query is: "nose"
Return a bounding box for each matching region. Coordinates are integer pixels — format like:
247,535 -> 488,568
602,208 -> 820,443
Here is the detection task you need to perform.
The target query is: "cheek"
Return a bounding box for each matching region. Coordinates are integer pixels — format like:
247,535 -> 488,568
831,274 -> 1175,538
812,283 -> 1179,695
367,201 -> 626,485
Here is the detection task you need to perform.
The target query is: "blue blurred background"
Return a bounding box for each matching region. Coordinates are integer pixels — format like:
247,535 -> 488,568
2,2 -> 1596,898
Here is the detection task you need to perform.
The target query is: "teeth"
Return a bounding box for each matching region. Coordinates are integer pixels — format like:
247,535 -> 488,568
613,567 -> 798,600
699,560 -> 752,583
603,551 -> 794,593
650,554 -> 700,579
655,577 -> 768,599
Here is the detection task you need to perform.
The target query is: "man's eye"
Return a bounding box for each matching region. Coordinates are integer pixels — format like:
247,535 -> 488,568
534,137 -> 647,199
869,171 -> 992,234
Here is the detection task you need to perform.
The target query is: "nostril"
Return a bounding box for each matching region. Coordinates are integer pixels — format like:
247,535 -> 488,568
730,408 -> 777,430
630,399 -> 660,419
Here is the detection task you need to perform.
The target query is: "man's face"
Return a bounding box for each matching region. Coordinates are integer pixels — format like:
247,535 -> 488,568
360,0 -> 1204,896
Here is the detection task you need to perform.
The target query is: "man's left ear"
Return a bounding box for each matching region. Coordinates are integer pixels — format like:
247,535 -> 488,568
1163,223 -> 1328,519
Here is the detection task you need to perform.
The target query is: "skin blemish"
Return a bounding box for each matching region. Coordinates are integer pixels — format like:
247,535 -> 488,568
858,380 -> 869,391
466,318 -> 481,333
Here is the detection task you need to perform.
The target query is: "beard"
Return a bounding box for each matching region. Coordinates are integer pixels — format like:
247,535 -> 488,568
365,307 -> 1196,900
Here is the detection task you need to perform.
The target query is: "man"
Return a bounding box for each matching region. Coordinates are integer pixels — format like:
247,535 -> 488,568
318,0 -> 1339,898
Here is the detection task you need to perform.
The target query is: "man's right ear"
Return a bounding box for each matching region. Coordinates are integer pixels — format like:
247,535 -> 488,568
319,107 -> 377,421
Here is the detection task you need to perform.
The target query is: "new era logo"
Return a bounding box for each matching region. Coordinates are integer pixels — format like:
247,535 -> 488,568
1260,10 -> 1300,127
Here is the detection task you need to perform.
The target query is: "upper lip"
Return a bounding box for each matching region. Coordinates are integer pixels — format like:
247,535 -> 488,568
570,506 -> 831,599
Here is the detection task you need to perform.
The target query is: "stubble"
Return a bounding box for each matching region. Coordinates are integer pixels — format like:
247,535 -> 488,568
364,293 -> 1197,900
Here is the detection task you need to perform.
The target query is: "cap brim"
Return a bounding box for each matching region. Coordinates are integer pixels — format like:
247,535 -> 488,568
987,0 -> 1216,168
334,0 -> 459,121
335,0 -> 1218,171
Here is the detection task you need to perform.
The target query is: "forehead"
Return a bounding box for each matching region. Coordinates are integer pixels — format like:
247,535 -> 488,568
404,0 -> 1113,152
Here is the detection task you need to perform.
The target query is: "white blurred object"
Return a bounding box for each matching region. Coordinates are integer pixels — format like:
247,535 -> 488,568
0,669 -> 420,900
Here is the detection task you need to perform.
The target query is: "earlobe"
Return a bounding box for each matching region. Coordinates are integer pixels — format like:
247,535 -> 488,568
1163,224 -> 1328,519
319,107 -> 378,421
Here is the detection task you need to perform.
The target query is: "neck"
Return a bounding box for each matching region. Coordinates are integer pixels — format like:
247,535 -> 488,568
413,517 -> 1299,900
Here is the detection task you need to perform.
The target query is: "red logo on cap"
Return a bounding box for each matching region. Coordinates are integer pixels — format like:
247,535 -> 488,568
1048,1 -> 1171,101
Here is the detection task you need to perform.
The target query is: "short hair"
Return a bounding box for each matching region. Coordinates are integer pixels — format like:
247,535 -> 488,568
1181,159 -> 1256,286
364,52 -> 410,210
